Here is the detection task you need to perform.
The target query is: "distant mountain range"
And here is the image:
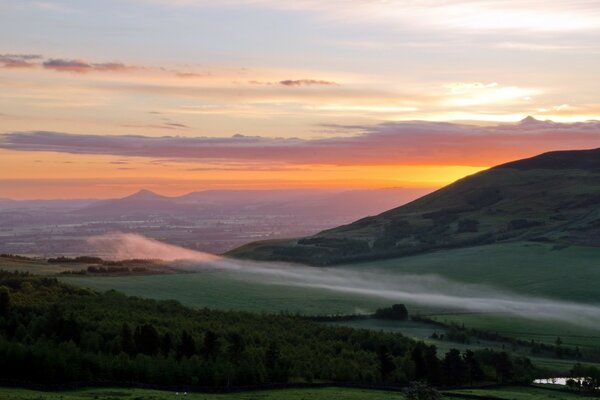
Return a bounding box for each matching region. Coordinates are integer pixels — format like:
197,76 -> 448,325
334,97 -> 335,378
230,148 -> 600,265
0,187 -> 433,257
74,187 -> 433,219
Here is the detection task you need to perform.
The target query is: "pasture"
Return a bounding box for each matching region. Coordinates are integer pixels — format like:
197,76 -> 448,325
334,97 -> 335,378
0,387 -> 407,400
0,385 -> 587,400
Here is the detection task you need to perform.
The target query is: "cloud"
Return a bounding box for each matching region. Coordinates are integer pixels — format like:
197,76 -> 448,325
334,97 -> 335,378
0,54 -> 42,69
42,59 -> 135,73
279,79 -> 338,87
143,1 -> 600,33
175,72 -> 210,78
2,118 -> 600,167
121,122 -> 189,130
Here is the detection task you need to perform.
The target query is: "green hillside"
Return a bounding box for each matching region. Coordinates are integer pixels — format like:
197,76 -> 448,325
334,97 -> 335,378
229,148 -> 600,265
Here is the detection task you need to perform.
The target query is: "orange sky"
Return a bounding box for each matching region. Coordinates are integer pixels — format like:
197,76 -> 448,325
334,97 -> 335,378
0,149 -> 484,199
1,1 -> 600,199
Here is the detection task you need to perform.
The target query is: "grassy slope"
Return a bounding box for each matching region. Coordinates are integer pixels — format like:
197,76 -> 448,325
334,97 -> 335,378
62,241 -> 600,313
347,241 -> 600,303
231,149 -> 600,265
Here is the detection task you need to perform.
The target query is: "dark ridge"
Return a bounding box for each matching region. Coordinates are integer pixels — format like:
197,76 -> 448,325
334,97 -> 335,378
494,148 -> 600,171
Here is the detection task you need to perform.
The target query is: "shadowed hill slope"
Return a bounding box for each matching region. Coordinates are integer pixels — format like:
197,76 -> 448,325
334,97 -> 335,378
229,148 -> 600,265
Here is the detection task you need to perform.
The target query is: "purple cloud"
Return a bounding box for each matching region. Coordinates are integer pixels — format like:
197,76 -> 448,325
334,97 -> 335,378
279,79 -> 338,87
43,59 -> 134,73
1,118 -> 600,166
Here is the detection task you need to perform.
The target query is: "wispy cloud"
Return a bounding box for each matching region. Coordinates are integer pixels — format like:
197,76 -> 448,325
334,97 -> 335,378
143,0 -> 600,32
42,59 -> 136,73
2,119 -> 599,167
279,79 -> 337,87
0,54 -> 42,69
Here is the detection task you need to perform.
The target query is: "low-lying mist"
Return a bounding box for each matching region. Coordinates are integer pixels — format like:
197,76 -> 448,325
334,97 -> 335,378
88,233 -> 600,328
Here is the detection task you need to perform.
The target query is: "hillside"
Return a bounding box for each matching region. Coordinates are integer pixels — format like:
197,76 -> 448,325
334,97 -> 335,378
229,148 -> 600,265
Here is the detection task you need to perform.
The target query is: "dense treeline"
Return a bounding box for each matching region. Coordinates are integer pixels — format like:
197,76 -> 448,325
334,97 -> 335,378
0,271 -> 539,389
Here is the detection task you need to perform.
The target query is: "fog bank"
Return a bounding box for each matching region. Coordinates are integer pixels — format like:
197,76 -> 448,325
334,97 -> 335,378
88,233 -> 600,328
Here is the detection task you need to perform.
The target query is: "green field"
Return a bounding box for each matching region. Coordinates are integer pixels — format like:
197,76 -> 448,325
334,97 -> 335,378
61,270 -> 395,315
60,242 -> 600,312
444,385 -> 586,399
0,385 -> 588,400
349,242 -> 600,304
59,242 -> 600,348
0,387 -> 406,400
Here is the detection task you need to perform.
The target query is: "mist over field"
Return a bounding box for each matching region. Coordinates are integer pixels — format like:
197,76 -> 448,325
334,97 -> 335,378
89,233 -> 600,328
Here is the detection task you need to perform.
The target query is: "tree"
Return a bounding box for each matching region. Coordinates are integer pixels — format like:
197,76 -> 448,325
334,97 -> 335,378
121,322 -> 135,355
424,345 -> 442,386
463,350 -> 484,386
411,343 -> 428,381
135,324 -> 160,355
179,330 -> 195,358
442,349 -> 466,386
374,304 -> 409,320
227,332 -> 245,364
0,286 -> 10,317
377,345 -> 396,381
161,332 -> 173,356
493,352 -> 513,383
203,330 -> 219,361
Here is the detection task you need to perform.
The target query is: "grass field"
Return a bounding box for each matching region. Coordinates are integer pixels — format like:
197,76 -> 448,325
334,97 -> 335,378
0,256 -> 81,275
59,242 -> 600,348
444,385 -> 586,399
348,242 -> 600,304
0,387 -> 407,400
0,385 -> 588,400
60,242 -> 600,312
61,270 -> 396,315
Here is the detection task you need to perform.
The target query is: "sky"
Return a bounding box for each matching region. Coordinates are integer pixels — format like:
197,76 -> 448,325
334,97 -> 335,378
1,0 -> 600,198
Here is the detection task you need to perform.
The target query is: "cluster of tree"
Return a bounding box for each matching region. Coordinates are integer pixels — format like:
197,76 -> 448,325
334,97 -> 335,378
417,316 -> 599,363
567,364 -> 600,394
86,266 -> 148,274
47,256 -> 104,264
374,304 -> 408,321
0,254 -> 36,261
0,271 -> 540,389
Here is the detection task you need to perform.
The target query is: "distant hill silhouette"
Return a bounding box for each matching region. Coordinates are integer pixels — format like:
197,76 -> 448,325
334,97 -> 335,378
76,188 -> 432,219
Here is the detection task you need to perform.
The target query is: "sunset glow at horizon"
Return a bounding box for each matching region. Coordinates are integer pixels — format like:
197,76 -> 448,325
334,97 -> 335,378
2,0 -> 600,199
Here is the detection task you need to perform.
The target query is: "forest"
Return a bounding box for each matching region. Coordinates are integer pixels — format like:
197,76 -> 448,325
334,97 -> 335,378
0,270 -> 545,390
